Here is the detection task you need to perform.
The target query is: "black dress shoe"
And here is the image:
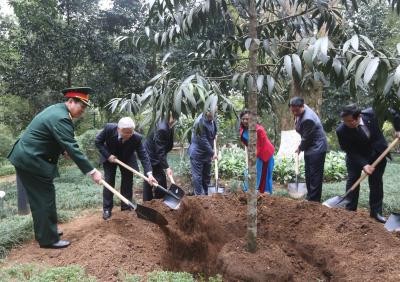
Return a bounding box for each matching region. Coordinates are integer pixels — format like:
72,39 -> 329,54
40,240 -> 70,249
103,210 -> 112,220
371,213 -> 387,223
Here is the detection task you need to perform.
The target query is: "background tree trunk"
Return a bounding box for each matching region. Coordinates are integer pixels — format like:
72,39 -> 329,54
246,0 -> 258,253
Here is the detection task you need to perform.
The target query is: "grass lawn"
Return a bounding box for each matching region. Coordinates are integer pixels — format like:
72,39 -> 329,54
274,158 -> 400,214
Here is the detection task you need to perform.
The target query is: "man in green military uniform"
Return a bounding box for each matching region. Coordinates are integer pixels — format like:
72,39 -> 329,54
8,87 -> 103,249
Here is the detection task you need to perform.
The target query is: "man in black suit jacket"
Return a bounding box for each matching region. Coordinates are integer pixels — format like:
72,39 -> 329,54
336,104 -> 400,223
143,115 -> 176,201
95,117 -> 157,220
289,97 -> 328,202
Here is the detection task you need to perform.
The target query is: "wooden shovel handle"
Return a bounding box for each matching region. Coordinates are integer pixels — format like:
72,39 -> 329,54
115,159 -> 150,182
214,139 -> 218,181
114,159 -> 180,201
100,179 -> 136,210
167,174 -> 176,184
294,153 -> 300,175
347,137 -> 399,194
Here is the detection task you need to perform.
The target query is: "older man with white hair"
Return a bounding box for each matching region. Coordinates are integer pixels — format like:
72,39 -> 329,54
95,117 -> 157,220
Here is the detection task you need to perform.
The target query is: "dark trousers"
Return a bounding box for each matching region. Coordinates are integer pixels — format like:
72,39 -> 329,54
345,158 -> 386,214
304,152 -> 326,202
143,165 -> 166,201
103,162 -> 133,211
15,168 -> 59,246
190,157 -> 211,195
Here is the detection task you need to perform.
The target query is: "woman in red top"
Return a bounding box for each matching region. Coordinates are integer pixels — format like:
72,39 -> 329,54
240,110 -> 275,194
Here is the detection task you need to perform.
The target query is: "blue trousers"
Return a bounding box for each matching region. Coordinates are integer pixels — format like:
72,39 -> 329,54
190,157 -> 212,195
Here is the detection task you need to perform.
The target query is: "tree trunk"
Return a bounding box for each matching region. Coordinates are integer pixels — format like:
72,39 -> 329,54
276,80 -> 323,132
246,0 -> 258,253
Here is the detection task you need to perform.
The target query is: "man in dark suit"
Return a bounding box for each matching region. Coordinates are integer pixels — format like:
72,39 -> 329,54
8,87 -> 103,249
289,97 -> 328,202
143,115 -> 176,201
336,104 -> 400,223
95,117 -> 157,220
188,111 -> 218,195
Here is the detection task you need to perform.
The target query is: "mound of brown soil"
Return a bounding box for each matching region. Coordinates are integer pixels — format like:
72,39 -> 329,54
4,193 -> 400,281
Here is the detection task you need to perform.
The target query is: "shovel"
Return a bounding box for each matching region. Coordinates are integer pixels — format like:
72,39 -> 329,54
385,213 -> 400,232
114,159 -> 183,210
323,137 -> 399,208
288,153 -> 307,199
208,140 -> 224,195
99,179 -> 168,226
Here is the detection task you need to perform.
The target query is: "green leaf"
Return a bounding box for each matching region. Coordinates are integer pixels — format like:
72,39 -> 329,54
303,48 -> 313,68
355,56 -> 371,86
363,57 -> 380,84
162,52 -> 172,65
284,55 -> 292,79
383,74 -> 394,95
263,39 -> 270,54
239,73 -> 246,89
183,74 -> 196,85
266,75 -> 275,95
292,54 -> 302,77
154,32 -> 160,45
347,55 -> 362,73
245,38 -> 252,50
232,73 -> 240,87
320,36 -> 329,57
360,35 -> 374,49
174,89 -> 183,115
256,75 -> 264,92
182,85 -> 197,108
343,40 -> 351,54
148,72 -> 163,84
397,43 -> 400,55
145,26 -> 150,38
394,65 -> 400,85
332,58 -> 342,75
350,34 -> 359,52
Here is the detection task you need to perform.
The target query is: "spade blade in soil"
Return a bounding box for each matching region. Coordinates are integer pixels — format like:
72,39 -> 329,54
163,194 -> 181,210
322,195 -> 351,208
287,182 -> 307,199
170,183 -> 185,198
208,185 -> 225,195
384,213 -> 400,232
134,204 -> 168,226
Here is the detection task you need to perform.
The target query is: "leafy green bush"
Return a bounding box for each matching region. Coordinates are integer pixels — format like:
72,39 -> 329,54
273,151 -> 346,184
0,124 -> 14,162
76,129 -> 100,166
218,144 -> 246,179
0,264 -> 96,282
273,156 -> 301,184
324,151 -> 347,182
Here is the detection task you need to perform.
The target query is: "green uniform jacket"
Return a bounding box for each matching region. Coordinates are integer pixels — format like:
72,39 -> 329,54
8,103 -> 94,178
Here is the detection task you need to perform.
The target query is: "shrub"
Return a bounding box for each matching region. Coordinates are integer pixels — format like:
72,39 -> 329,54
217,144 -> 246,180
324,151 -> 347,182
0,124 -> 14,162
76,129 -> 101,166
273,151 -> 346,184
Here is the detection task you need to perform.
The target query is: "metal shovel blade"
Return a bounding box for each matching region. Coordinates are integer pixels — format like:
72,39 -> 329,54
322,195 -> 351,208
170,183 -> 185,198
134,204 -> 168,226
287,182 -> 307,199
208,185 -> 224,195
163,194 -> 181,210
384,213 -> 400,232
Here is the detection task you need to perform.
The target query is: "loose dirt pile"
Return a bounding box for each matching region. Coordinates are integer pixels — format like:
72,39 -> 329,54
4,192 -> 400,281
